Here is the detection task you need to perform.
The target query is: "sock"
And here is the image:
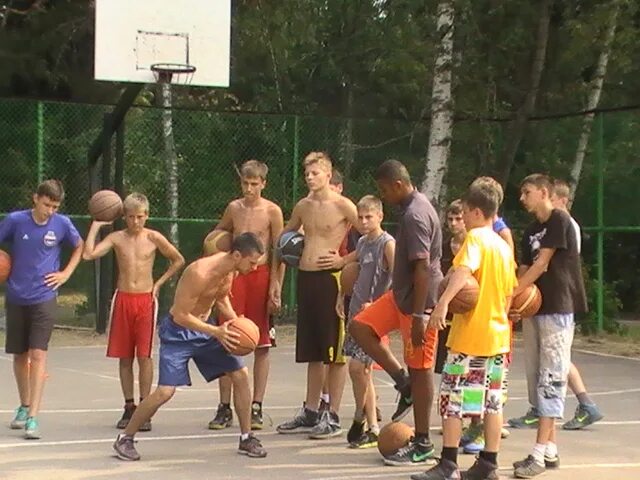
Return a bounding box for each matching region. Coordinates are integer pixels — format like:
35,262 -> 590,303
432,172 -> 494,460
370,424 -> 380,435
240,433 -> 250,441
320,393 -> 330,403
479,450 -> 498,465
415,431 -> 430,443
545,442 -> 558,458
252,401 -> 262,408
221,402 -> 231,409
532,443 -> 546,465
21,404 -> 30,408
576,392 -> 594,406
124,399 -> 135,409
441,446 -> 458,464
119,433 -> 134,440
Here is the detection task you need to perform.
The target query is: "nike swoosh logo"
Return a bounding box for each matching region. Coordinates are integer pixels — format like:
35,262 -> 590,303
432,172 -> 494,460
524,418 -> 538,424
576,414 -> 588,422
412,452 -> 431,462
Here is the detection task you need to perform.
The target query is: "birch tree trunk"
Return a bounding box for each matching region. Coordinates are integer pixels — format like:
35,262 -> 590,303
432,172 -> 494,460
159,82 -> 180,251
497,0 -> 551,187
420,0 -> 454,204
569,2 -> 620,204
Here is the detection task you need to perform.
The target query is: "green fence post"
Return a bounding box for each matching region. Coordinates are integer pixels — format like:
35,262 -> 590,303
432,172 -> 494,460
596,113 -> 604,332
37,101 -> 44,183
287,116 -> 300,312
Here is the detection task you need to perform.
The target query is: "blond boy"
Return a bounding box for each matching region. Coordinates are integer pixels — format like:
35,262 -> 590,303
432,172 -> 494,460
83,193 -> 184,430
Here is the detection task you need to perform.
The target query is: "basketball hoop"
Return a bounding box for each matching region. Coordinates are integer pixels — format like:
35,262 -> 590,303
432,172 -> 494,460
150,63 -> 197,85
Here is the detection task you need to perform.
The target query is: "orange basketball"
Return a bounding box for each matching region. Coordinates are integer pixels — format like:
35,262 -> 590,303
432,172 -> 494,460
340,262 -> 359,296
438,273 -> 479,314
0,249 -> 11,283
511,284 -> 542,318
88,190 -> 123,221
378,422 -> 414,457
227,317 -> 260,356
203,229 -> 232,256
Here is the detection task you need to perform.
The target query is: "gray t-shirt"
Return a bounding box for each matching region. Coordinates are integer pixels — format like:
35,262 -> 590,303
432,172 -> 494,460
392,190 -> 443,314
348,231 -> 394,321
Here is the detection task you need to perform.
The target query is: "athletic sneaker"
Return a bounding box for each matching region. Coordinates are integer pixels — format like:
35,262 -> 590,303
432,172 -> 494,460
319,399 -> 330,413
383,437 -> 436,466
507,408 -> 539,429
238,433 -> 267,458
347,419 -> 365,444
113,434 -> 140,461
410,459 -> 460,480
513,455 -> 546,478
24,417 -> 40,440
208,403 -> 233,430
562,403 -> 603,430
462,456 -> 499,480
459,423 -> 483,447
10,405 -> 28,429
309,410 -> 342,439
276,405 -> 319,434
501,427 -> 510,439
139,420 -> 152,432
251,403 -> 264,430
391,388 -> 413,422
116,404 -> 136,429
349,429 -> 378,449
513,454 -> 560,470
462,432 -> 484,455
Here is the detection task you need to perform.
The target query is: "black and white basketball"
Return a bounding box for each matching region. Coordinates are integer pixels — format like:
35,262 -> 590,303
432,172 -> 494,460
277,231 -> 305,267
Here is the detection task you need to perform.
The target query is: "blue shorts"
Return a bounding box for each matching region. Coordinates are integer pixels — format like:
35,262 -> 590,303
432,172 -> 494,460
157,315 -> 244,387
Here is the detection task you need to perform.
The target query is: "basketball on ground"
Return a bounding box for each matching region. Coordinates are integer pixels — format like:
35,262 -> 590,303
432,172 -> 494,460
227,317 -> 260,356
511,284 -> 542,319
340,262 -> 359,296
378,422 -> 414,457
203,229 -> 232,256
277,231 -> 304,267
438,273 -> 480,314
88,190 -> 123,222
0,249 -> 11,283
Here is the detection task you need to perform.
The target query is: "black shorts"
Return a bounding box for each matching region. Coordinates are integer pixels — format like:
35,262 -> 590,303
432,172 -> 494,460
5,298 -> 57,354
434,324 -> 451,374
296,270 -> 345,364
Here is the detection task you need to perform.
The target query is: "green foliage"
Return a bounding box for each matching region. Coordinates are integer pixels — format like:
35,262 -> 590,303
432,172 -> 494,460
580,264 -> 623,335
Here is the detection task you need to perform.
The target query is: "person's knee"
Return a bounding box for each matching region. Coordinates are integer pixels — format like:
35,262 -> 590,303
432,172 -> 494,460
155,386 -> 176,403
254,348 -> 269,360
349,320 -> 374,341
348,359 -> 368,378
28,349 -> 47,364
137,356 -> 152,367
227,366 -> 250,385
120,358 -> 134,368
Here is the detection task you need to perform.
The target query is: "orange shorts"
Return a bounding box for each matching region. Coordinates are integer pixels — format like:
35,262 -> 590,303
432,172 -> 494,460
353,291 -> 437,370
219,264 -> 272,348
107,291 -> 157,358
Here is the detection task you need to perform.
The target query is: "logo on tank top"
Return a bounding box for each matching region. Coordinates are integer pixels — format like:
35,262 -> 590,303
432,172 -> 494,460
43,230 -> 57,247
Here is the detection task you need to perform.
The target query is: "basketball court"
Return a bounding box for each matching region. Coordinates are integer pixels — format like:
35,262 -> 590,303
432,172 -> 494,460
0,333 -> 638,480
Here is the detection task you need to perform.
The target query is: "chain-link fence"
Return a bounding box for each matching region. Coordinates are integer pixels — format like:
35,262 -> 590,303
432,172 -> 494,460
1,98 -> 638,331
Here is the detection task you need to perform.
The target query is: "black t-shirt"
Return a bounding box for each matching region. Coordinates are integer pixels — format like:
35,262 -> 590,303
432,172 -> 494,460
441,232 -> 454,276
520,209 -> 588,315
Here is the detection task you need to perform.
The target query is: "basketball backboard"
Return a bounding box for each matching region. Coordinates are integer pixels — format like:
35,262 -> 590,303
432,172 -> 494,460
94,0 -> 230,87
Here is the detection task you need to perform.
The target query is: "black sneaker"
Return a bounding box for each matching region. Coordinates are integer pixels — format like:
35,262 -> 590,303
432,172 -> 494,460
116,405 -> 136,429
513,455 -> 546,479
513,454 -> 558,470
319,399 -> 330,413
383,437 -> 436,466
391,381 -> 413,422
238,433 -> 267,458
276,405 -> 319,434
309,410 -> 342,439
113,434 -> 140,461
410,459 -> 460,480
347,419 -> 365,444
251,403 -> 263,430
348,429 -> 378,449
461,457 -> 499,480
208,403 -> 233,430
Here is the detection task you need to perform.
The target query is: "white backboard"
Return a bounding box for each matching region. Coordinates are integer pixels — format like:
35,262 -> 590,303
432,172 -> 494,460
95,0 -> 230,87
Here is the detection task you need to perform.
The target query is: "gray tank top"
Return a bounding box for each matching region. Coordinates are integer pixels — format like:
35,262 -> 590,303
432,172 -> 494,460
348,231 -> 394,320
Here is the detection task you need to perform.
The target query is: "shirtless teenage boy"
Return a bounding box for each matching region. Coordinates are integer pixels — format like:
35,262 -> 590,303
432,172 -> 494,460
276,151 -> 358,439
208,160 -> 285,431
83,193 -> 184,430
113,232 -> 267,461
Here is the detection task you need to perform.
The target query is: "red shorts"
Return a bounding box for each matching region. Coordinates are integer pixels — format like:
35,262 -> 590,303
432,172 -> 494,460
107,291 -> 157,358
220,264 -> 272,348
354,291 -> 437,370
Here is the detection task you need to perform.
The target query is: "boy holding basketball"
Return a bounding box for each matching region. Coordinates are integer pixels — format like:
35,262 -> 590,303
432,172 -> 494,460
113,233 -> 268,461
350,160 -> 443,466
83,193 -> 184,431
342,195 -> 395,449
276,151 -> 358,439
0,179 -> 84,439
511,174 -> 587,478
412,182 -> 516,480
207,159 -> 284,431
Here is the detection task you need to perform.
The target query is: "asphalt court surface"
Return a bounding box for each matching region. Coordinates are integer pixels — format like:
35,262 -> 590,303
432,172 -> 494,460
0,336 -> 639,480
